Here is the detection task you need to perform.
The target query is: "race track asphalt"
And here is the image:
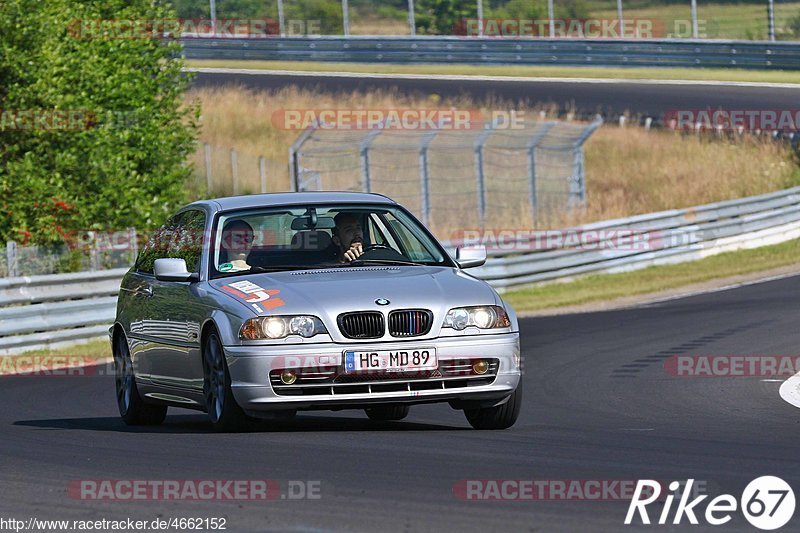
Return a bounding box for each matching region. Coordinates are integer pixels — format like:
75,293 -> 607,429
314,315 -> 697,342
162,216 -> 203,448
2,274 -> 800,532
190,70 -> 800,119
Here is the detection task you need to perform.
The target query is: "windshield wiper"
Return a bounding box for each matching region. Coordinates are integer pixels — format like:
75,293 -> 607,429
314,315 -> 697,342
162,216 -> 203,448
346,259 -> 424,267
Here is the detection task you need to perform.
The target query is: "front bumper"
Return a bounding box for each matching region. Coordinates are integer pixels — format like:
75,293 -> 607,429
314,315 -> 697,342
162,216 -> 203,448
225,332 -> 521,412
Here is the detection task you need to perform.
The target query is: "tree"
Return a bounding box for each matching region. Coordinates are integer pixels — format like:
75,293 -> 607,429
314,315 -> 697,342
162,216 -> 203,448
0,0 -> 198,245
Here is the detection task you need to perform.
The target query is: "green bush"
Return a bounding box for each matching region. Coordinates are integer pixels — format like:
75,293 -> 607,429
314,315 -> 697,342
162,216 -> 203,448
0,0 -> 198,245
416,0 -> 477,35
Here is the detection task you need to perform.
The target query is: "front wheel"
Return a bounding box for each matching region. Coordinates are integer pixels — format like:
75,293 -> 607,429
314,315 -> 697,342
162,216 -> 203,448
464,384 -> 522,430
203,330 -> 252,432
114,333 -> 167,426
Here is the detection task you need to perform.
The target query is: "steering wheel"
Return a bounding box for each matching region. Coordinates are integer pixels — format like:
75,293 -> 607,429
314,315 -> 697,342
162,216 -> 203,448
361,243 -> 391,253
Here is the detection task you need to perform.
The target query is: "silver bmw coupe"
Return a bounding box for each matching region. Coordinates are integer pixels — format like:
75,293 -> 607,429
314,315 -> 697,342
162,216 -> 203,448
111,192 -> 521,431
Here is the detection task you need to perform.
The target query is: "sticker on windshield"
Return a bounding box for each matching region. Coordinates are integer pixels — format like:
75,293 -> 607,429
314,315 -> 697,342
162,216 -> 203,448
218,262 -> 233,272
221,280 -> 285,313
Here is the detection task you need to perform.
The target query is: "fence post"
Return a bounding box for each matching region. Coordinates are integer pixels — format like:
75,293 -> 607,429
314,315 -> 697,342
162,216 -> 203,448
768,0 -> 775,41
474,122 -> 496,229
407,0 -> 416,35
342,0 -> 350,36
204,143 -> 212,197
359,128 -> 383,193
259,156 -> 267,193
89,231 -> 99,271
128,227 -> 138,266
525,122 -> 557,222
691,0 -> 698,38
289,124 -> 318,192
230,148 -> 238,195
476,0 -> 484,37
6,241 -> 18,277
418,131 -> 439,227
277,0 -> 286,37
209,0 -> 217,35
569,117 -> 603,207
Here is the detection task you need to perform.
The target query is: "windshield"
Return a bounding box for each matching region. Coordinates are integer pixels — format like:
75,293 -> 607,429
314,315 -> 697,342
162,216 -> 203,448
210,204 -> 451,278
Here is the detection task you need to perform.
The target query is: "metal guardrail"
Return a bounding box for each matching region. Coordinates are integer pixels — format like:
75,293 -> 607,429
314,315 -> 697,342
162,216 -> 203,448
0,269 -> 127,355
181,37 -> 800,70
2,186 -> 800,354
456,185 -> 800,290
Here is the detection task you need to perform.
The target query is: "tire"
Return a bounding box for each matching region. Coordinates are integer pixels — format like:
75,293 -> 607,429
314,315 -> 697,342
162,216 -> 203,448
203,330 -> 252,432
114,333 -> 167,426
365,405 -> 410,421
464,383 -> 522,430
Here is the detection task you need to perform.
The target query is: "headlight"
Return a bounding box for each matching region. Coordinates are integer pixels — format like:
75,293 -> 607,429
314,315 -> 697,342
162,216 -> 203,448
443,306 -> 510,330
240,316 -> 327,340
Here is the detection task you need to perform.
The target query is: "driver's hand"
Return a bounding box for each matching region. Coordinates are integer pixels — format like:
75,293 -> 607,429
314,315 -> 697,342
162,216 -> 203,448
344,242 -> 363,262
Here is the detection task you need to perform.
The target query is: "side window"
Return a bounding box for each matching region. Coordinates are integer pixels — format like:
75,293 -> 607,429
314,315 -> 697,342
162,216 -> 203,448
135,214 -> 181,274
168,210 -> 206,273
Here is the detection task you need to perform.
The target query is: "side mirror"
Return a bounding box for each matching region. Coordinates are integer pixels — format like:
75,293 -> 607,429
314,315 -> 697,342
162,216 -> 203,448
154,258 -> 198,282
455,245 -> 487,269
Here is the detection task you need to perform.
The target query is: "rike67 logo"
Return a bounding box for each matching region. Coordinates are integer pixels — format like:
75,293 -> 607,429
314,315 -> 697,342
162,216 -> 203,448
625,477 -> 795,530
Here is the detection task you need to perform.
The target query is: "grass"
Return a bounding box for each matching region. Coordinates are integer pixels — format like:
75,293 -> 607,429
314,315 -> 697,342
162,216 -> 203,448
503,237 -> 800,312
0,339 -> 111,376
186,59 -> 800,85
188,85 -> 800,235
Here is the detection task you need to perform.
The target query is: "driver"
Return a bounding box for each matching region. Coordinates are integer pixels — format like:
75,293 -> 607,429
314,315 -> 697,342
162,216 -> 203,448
332,212 -> 364,262
220,219 -> 254,271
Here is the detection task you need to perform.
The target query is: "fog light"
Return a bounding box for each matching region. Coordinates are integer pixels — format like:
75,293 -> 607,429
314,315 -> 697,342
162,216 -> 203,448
472,360 -> 489,375
280,371 -> 297,385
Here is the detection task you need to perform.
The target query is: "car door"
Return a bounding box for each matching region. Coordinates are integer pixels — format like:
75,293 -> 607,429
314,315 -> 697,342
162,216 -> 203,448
153,209 -> 207,392
127,215 -> 177,385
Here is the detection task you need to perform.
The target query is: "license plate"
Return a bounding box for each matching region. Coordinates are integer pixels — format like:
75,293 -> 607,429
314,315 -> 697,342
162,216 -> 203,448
343,348 -> 437,373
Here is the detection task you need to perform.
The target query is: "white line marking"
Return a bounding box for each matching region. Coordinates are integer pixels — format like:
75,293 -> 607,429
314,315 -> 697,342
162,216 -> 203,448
761,379 -> 784,383
779,371 -> 800,409
185,67 -> 800,89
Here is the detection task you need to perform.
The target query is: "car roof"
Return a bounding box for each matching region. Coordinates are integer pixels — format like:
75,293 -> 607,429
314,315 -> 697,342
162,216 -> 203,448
188,191 -> 397,213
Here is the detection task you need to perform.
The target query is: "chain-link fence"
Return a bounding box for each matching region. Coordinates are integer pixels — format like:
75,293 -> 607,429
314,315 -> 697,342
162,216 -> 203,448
3,229 -> 139,278
288,118 -> 602,236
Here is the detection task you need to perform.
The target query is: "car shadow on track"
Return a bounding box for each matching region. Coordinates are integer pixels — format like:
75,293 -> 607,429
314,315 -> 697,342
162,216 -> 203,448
13,413 -> 467,433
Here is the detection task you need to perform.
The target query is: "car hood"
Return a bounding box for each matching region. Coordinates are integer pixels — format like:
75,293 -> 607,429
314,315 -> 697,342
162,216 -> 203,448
208,265 -> 499,321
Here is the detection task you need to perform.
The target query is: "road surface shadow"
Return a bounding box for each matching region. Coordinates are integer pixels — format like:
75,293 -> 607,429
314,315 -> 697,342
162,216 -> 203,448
14,413 -> 467,433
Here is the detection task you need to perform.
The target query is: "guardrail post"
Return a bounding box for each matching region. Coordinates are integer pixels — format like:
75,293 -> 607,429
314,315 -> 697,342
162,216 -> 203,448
547,0 -> 555,37
6,241 -> 18,277
691,0 -> 698,38
259,156 -> 267,193
419,131 -> 438,227
360,128 -> 383,193
204,143 -> 212,197
230,149 -> 238,195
